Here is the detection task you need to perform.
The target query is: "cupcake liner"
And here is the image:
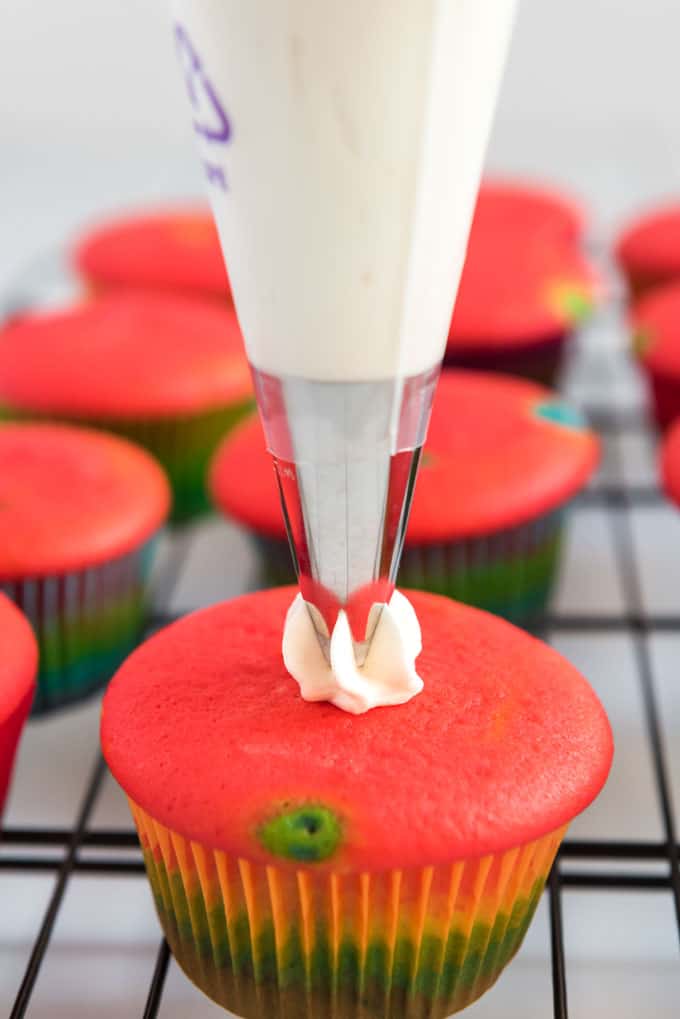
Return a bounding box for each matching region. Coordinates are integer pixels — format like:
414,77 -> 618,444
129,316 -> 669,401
0,402 -> 254,523
130,798 -> 565,1018
1,539 -> 157,715
443,334 -> 568,388
254,510 -> 565,627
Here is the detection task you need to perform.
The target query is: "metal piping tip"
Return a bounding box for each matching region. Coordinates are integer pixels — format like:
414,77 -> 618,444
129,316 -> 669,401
252,365 -> 438,664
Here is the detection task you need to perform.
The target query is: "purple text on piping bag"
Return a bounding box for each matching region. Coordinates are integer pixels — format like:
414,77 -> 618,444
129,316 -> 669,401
175,25 -> 231,190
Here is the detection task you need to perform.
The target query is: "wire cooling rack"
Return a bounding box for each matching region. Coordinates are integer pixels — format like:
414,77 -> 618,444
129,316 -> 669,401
0,331 -> 679,1018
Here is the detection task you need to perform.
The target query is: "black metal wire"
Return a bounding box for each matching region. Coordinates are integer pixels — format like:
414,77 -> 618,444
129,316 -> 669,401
2,406 -> 679,1018
548,865 -> 569,1019
3,534 -> 194,1018
9,754 -> 107,1019
606,411 -> 680,947
143,941 -> 171,1019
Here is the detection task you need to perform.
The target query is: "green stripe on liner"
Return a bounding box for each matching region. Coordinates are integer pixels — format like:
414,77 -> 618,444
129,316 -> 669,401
310,923 -> 333,993
140,820 -> 556,1018
144,857 -> 547,1018
31,585 -> 150,715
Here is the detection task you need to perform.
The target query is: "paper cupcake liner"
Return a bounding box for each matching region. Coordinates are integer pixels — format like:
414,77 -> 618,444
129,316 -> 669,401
1,539 -> 157,716
254,511 -> 565,627
0,402 -> 254,523
443,334 -> 568,388
130,798 -> 565,1019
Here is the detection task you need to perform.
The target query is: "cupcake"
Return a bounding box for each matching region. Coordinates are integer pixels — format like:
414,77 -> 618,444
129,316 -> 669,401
477,179 -> 585,245
0,422 -> 169,715
73,206 -> 230,302
101,587 -> 613,1018
0,596 -> 37,813
616,202 -> 680,299
0,292 -> 253,521
446,184 -> 599,386
211,372 -> 599,626
630,281 -> 680,430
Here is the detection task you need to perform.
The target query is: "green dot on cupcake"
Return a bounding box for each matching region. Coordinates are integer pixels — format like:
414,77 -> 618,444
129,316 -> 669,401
258,803 -> 343,862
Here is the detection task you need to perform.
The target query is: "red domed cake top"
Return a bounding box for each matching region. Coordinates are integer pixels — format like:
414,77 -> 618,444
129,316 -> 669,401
631,282 -> 680,378
449,186 -> 599,349
211,372 -> 599,542
0,293 -> 252,418
0,423 -> 170,579
102,587 -> 613,870
0,595 -> 37,721
73,206 -> 230,300
616,203 -> 680,285
476,179 -> 585,245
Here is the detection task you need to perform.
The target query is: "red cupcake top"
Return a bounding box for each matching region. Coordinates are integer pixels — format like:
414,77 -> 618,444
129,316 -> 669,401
0,595 -> 37,722
631,282 -> 680,378
211,372 -> 599,542
102,587 -> 613,869
0,423 -> 170,579
0,293 -> 252,418
616,203 -> 680,286
448,185 -> 599,350
73,207 -> 230,300
477,179 -> 585,244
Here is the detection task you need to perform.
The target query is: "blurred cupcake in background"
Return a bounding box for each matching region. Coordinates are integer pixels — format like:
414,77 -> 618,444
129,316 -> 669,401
446,180 -> 600,386
476,179 -> 586,244
0,422 -> 169,715
102,587 -> 613,1019
616,202 -> 680,299
211,371 -> 599,627
0,596 -> 36,814
630,281 -> 680,431
73,206 -> 230,303
0,293 -> 254,521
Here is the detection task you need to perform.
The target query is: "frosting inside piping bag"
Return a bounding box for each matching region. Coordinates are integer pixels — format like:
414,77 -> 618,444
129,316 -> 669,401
282,591 -> 423,715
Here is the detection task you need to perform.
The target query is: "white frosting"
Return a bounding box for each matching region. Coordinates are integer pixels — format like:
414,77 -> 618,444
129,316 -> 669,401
282,591 -> 423,714
174,0 -> 517,381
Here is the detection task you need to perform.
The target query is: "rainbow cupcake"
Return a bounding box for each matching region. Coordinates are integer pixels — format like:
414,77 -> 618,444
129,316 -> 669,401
0,596 -> 37,813
73,206 -> 230,303
616,202 -> 680,299
0,423 -> 169,715
0,293 -> 253,521
631,281 -> 680,431
211,372 -> 599,626
446,182 -> 599,386
102,587 -> 613,1018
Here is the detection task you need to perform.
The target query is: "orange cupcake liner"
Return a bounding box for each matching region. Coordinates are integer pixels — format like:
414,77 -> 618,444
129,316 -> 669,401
130,798 -> 565,1018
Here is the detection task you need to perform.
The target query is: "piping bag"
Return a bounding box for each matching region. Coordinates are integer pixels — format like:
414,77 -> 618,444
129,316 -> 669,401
172,0 -> 517,676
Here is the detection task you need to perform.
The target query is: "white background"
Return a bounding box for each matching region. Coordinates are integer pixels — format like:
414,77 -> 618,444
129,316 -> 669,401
1,0 -> 680,288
